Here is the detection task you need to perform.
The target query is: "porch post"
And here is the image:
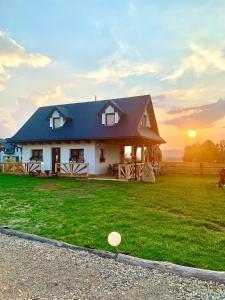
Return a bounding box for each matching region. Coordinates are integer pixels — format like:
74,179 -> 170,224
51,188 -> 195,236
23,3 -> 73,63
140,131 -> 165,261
120,145 -> 125,163
141,145 -> 145,162
131,145 -> 137,180
131,146 -> 137,162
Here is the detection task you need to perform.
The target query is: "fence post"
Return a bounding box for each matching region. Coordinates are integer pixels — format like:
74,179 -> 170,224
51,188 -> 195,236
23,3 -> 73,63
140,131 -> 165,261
200,162 -> 203,176
86,164 -> 89,177
118,164 -> 121,179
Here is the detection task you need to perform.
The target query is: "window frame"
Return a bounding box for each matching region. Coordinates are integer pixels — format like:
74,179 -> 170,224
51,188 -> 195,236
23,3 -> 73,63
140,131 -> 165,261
106,113 -> 116,126
141,115 -> 147,127
99,148 -> 105,163
70,149 -> 84,163
53,117 -> 61,129
31,149 -> 43,161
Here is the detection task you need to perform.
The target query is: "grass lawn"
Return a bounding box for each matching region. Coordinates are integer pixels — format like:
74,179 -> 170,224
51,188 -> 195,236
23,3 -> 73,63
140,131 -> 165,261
0,174 -> 225,271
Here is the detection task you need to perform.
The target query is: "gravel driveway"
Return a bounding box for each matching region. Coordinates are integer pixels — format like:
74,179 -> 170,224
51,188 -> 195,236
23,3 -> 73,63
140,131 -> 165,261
0,233 -> 224,300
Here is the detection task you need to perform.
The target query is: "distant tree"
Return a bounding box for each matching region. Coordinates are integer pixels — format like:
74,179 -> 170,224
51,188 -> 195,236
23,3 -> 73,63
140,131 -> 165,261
216,140 -> 225,162
183,140 -> 220,162
200,140 -> 218,162
183,143 -> 201,162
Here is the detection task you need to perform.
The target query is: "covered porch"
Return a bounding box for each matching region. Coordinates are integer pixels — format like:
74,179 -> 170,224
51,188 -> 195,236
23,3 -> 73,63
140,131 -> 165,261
1,137 -> 161,181
94,137 -> 161,180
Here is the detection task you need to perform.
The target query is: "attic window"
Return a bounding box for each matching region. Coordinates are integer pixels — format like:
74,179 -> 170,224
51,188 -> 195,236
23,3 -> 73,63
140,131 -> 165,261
106,113 -> 115,126
141,115 -> 147,127
53,117 -> 61,129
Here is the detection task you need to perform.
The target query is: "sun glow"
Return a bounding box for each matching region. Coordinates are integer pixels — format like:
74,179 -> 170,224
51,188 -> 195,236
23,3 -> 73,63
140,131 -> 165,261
187,129 -> 197,139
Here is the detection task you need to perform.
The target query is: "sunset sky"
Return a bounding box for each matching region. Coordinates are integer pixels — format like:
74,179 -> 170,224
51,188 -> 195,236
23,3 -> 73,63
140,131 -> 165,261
0,0 -> 224,150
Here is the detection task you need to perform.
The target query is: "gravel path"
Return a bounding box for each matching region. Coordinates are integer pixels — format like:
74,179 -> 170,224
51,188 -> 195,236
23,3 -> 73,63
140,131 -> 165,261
0,233 -> 224,300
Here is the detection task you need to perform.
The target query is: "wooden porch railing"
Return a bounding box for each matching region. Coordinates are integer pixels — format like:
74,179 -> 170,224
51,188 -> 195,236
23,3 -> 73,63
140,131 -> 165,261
118,163 -> 145,180
55,162 -> 89,177
2,162 -> 41,174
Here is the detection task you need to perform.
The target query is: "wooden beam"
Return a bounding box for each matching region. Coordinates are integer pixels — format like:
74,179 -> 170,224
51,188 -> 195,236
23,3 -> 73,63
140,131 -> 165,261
120,145 -> 125,163
141,145 -> 144,162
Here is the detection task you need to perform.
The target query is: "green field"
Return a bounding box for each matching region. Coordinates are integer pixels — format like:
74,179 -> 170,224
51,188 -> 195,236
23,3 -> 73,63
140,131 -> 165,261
0,174 -> 224,270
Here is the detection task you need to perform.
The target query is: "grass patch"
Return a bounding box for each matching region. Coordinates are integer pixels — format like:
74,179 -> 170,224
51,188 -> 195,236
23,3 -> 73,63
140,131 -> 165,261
0,174 -> 224,270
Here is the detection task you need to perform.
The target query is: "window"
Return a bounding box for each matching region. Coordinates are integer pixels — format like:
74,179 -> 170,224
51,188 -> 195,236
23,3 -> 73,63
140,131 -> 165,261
53,117 -> 61,128
106,113 -> 115,126
99,148 -> 105,163
70,149 -> 84,162
141,115 -> 147,127
31,149 -> 43,161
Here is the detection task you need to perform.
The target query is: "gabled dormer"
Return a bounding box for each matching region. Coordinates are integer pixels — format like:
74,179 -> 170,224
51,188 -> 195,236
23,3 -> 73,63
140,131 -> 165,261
47,106 -> 71,129
98,101 -> 125,126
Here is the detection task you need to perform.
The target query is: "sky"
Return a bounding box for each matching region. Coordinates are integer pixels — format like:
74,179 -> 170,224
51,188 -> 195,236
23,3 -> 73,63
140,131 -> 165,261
0,0 -> 224,150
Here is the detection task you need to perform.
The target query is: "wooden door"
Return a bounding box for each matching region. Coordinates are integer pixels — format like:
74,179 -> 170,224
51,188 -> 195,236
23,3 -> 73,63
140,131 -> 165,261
52,147 -> 61,172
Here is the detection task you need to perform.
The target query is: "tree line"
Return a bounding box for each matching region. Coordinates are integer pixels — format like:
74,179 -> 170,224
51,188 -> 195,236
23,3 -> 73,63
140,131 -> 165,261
183,140 -> 225,162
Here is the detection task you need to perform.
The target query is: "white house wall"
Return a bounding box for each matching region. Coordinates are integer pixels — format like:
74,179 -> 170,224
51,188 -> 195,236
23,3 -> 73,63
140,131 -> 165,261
22,141 -> 121,175
95,143 -> 121,174
22,143 -> 96,174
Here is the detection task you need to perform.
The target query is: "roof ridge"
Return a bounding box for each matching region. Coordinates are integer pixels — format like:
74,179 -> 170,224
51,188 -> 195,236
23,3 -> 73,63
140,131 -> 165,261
38,94 -> 150,109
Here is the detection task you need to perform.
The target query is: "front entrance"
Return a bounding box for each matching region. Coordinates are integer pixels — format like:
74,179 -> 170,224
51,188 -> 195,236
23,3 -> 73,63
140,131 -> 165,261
52,147 -> 61,172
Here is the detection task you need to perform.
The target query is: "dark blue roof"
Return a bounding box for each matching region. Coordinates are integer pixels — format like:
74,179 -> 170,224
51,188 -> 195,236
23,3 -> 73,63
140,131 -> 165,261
9,95 -> 165,144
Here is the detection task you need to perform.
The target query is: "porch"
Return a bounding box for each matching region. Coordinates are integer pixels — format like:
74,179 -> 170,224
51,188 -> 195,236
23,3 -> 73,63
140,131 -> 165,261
0,161 -> 155,181
1,137 -> 160,181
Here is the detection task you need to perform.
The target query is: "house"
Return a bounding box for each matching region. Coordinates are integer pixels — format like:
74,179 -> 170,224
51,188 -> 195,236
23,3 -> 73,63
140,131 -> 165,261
0,139 -> 22,163
8,95 -> 165,177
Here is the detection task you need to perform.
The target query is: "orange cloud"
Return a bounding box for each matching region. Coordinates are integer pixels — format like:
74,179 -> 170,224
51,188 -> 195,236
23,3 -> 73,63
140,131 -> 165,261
164,99 -> 225,129
0,31 -> 50,92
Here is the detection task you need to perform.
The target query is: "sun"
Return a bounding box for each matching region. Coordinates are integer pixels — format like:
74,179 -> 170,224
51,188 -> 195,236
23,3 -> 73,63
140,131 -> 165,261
187,129 -> 197,139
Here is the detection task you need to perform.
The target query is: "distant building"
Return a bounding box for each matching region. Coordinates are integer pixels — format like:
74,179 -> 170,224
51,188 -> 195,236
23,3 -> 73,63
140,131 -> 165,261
0,139 -> 22,163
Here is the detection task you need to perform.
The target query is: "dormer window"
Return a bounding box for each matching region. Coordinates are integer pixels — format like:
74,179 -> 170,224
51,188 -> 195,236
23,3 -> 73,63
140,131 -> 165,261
48,108 -> 68,129
106,113 -> 115,126
141,115 -> 147,127
53,117 -> 61,129
99,101 -> 125,127
140,111 -> 151,128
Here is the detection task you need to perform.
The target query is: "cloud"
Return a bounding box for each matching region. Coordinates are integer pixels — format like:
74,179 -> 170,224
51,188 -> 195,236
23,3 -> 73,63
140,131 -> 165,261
34,86 -> 64,106
0,31 -> 50,91
163,43 -> 225,81
154,89 -> 203,101
80,47 -> 160,83
126,85 -> 150,97
0,86 -> 73,138
0,82 -> 5,92
152,88 -> 207,108
213,116 -> 225,128
164,99 -> 225,129
0,108 -> 17,138
16,85 -> 73,113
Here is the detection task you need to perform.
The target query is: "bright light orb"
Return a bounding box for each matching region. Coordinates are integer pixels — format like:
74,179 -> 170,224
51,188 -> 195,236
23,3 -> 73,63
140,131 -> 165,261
108,232 -> 121,247
187,129 -> 197,139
